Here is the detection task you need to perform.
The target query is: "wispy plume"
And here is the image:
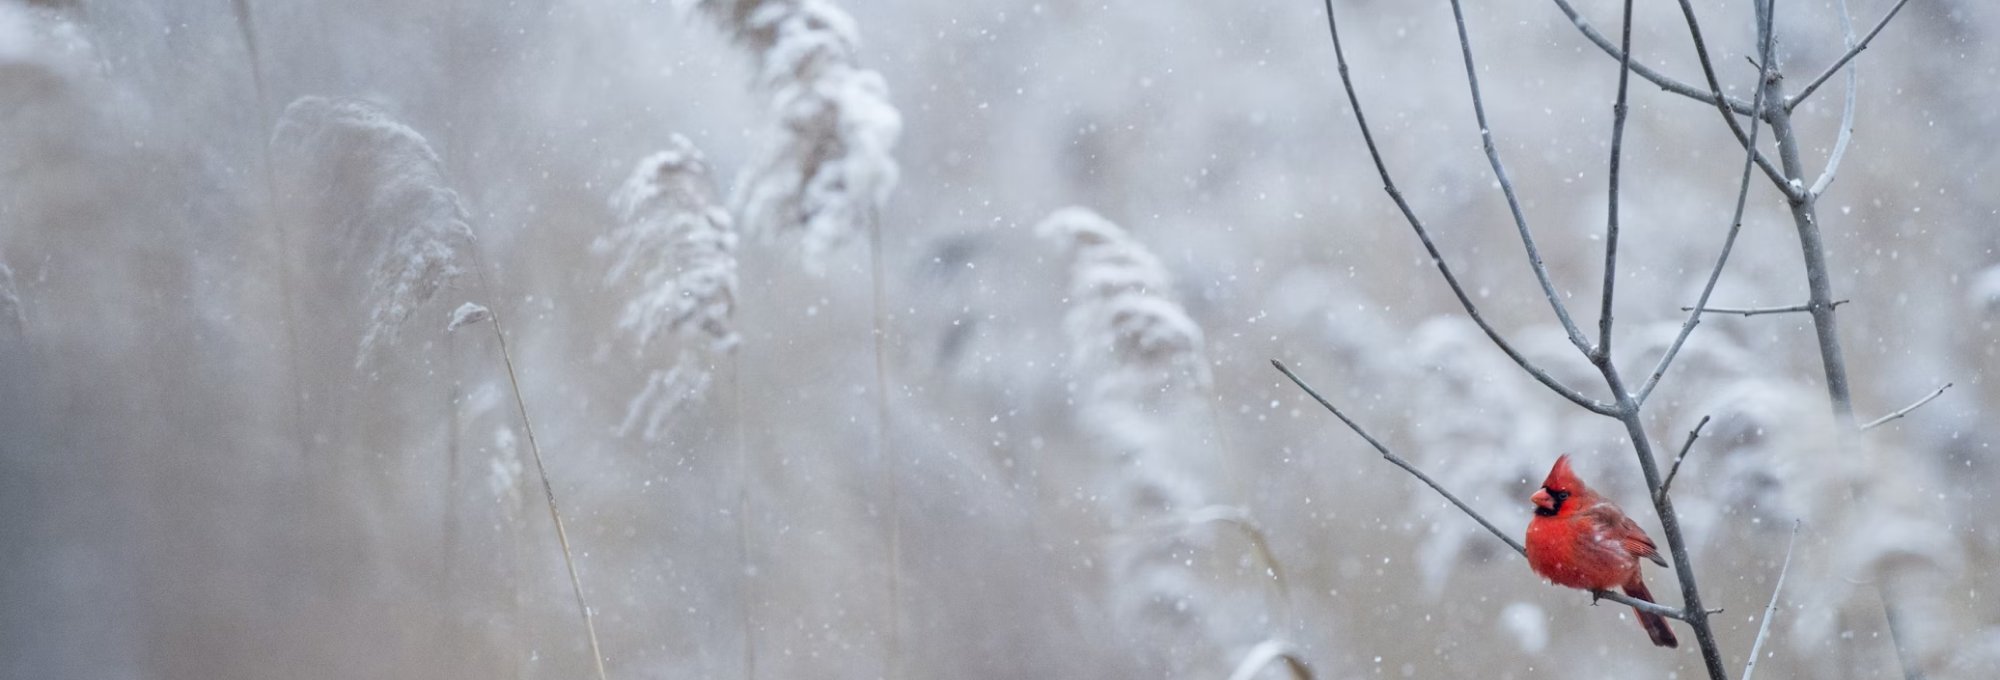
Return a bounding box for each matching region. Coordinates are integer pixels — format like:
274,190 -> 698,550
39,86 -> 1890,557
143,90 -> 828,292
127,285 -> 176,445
1040,207 -> 1247,674
271,96 -> 475,367
598,136 -> 740,353
595,135 -> 740,440
693,0 -> 901,266
1041,207 -> 1212,513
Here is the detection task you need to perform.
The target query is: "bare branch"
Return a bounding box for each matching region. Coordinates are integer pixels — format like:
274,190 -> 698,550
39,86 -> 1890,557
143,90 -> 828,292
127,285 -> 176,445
1270,360 -> 1685,621
1809,0 -> 1860,198
1860,382 -> 1952,431
1666,0 -> 1800,200
1553,0 -> 1793,197
1787,0 -> 1914,112
1633,4 -> 1781,406
1679,299 -> 1849,317
1316,0 -> 1616,416
1272,359 -> 1524,554
1547,0 -> 1755,115
1657,415 -> 1711,503
1742,521 -> 1802,680
1593,0 -> 1637,363
1445,0 -> 1593,356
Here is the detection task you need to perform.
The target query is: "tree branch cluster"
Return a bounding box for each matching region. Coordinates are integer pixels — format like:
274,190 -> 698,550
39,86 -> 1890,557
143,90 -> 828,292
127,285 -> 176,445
1285,1 -> 1930,678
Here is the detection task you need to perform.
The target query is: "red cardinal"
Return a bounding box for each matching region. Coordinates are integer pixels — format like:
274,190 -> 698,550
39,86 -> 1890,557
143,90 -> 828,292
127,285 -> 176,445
1525,454 -> 1678,648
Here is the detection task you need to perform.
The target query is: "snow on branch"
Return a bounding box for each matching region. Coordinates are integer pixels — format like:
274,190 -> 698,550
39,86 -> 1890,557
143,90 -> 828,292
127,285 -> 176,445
271,96 -> 475,368
695,0 -> 901,268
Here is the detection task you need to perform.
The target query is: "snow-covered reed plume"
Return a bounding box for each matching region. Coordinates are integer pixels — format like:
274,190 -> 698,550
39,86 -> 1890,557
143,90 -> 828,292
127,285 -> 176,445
1040,207 -> 1248,674
1041,207 -> 1211,516
693,0 -> 901,266
271,96 -> 475,367
594,135 -> 740,440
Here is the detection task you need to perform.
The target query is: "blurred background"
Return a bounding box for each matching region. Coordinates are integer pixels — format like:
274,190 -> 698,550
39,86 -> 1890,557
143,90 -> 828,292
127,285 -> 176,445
1,0 -> 1994,678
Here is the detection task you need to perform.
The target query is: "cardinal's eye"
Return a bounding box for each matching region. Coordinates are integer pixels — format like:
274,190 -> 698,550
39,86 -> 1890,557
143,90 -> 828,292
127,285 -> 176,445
1549,489 -> 1571,502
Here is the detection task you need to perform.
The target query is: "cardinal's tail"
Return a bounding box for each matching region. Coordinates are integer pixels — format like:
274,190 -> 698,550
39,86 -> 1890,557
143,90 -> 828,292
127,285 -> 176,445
1623,578 -> 1679,648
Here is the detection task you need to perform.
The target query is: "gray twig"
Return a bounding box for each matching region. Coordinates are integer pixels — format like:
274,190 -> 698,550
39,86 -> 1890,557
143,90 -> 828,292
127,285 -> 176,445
1445,0 -> 1593,356
1859,382 -> 1952,431
1809,0 -> 1861,198
1547,0 -> 1755,115
1593,0 -> 1637,364
1632,1 -> 1779,406
1679,299 -> 1849,317
1315,0 -> 1615,416
1271,360 -> 1684,621
1786,0 -> 1914,111
1742,521 -> 1801,680
1554,0 -> 1793,198
1658,415 -> 1711,503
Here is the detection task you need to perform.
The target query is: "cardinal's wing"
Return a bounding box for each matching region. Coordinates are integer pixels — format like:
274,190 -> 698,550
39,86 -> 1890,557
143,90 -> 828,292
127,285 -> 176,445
1584,502 -> 1668,568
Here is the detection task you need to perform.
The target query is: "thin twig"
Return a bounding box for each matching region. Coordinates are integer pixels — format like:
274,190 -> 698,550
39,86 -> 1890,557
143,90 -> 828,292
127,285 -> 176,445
1593,0 -> 1637,363
1547,0 -> 1756,115
1860,383 -> 1952,431
1742,521 -> 1801,680
1786,0 -> 1914,111
1632,1 -> 1780,406
1445,0 -> 1593,356
1658,415 -> 1711,503
1271,360 -> 1684,621
1552,0 -> 1793,197
1317,0 -> 1616,416
1680,299 -> 1849,317
1272,360 -> 1521,554
1672,0 -> 1800,199
473,263 -> 609,680
1809,0 -> 1861,198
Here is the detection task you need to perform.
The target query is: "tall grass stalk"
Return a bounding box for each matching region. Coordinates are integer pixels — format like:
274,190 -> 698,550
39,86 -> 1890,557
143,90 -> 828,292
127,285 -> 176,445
466,267 -> 610,680
272,95 -> 604,679
598,136 -> 747,676
692,1 -> 904,673
229,0 -> 313,471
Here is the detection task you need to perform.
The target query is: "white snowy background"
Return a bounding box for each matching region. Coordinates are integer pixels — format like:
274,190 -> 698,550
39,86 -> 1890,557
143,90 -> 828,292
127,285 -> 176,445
1,0 -> 1994,678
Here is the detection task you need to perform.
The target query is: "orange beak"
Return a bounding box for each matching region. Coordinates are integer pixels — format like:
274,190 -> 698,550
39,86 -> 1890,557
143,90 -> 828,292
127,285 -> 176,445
1530,487 -> 1554,511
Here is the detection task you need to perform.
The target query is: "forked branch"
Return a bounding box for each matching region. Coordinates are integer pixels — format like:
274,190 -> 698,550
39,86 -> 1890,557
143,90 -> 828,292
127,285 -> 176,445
1632,6 -> 1779,406
1445,0 -> 1593,356
1271,360 -> 1685,622
1786,0 -> 1914,111
1319,0 -> 1615,416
